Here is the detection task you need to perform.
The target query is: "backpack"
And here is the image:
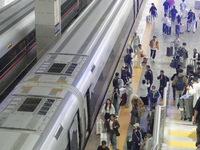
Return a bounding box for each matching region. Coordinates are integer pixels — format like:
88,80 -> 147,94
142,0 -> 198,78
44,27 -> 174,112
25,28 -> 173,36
175,76 -> 185,91
198,53 -> 200,61
124,54 -> 132,64
113,78 -> 119,88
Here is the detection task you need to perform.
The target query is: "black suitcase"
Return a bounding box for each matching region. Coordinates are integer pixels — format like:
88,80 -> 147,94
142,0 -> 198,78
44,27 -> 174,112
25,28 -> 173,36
186,64 -> 194,75
167,47 -> 173,56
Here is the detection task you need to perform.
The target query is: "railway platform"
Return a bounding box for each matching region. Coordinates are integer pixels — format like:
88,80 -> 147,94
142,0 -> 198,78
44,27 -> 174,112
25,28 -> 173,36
85,0 -> 200,149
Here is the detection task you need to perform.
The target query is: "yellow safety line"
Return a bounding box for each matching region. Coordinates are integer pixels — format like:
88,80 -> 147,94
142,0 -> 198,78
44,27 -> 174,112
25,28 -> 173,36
168,140 -> 196,148
115,17 -> 153,150
169,130 -> 196,137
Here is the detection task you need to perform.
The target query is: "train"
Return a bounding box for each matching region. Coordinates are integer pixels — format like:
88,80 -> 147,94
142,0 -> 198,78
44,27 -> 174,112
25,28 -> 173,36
0,0 -> 89,101
0,0 -> 144,149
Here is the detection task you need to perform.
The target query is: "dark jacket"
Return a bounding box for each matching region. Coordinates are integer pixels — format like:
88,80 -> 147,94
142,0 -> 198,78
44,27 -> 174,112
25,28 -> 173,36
105,119 -> 120,132
144,69 -> 153,84
157,75 -> 169,88
148,90 -> 160,102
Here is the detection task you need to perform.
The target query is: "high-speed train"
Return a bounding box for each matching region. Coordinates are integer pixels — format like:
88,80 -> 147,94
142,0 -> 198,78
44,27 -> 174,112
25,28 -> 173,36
0,0 -> 143,149
0,0 -> 89,101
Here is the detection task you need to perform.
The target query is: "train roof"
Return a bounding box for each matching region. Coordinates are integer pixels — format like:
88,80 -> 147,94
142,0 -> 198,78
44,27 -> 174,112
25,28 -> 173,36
0,0 -> 34,35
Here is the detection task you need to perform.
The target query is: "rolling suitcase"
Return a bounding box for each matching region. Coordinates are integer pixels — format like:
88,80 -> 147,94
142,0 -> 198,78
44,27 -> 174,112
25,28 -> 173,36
166,46 -> 173,56
146,15 -> 151,23
180,23 -> 184,34
186,60 -> 194,75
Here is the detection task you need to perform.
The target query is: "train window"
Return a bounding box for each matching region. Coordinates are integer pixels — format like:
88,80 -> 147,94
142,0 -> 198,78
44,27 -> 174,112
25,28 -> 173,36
17,98 -> 42,112
0,30 -> 36,77
68,112 -> 81,150
61,0 -> 77,16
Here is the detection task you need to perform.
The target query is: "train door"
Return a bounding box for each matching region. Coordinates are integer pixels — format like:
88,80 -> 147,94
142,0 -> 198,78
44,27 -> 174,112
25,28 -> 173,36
67,112 -> 81,150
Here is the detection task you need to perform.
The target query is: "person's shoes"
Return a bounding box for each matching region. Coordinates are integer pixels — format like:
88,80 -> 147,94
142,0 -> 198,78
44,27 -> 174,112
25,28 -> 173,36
188,117 -> 192,122
177,103 -> 180,109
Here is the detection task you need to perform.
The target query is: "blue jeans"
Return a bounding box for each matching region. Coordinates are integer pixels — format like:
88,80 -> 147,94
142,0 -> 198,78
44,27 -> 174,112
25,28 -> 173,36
150,101 -> 157,111
163,23 -> 167,34
110,130 -> 117,150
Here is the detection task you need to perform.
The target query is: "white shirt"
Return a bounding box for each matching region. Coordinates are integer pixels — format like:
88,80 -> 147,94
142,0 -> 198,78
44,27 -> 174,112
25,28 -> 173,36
162,16 -> 168,24
139,83 -> 150,97
188,82 -> 200,107
101,104 -> 115,115
144,137 -> 153,150
109,120 -> 114,130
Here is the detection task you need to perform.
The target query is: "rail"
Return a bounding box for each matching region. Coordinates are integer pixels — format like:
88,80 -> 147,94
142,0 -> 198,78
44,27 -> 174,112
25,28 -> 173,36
152,82 -> 170,150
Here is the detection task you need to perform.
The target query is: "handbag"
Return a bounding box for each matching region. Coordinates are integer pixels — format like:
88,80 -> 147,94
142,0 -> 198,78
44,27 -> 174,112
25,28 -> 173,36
140,53 -> 144,58
114,129 -> 120,136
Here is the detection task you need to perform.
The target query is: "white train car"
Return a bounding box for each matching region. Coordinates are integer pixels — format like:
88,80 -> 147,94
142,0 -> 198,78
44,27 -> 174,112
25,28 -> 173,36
0,0 -> 139,149
0,0 -> 88,100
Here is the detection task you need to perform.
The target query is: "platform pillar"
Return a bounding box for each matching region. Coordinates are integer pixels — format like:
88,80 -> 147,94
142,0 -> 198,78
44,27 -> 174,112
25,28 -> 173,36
34,0 -> 61,59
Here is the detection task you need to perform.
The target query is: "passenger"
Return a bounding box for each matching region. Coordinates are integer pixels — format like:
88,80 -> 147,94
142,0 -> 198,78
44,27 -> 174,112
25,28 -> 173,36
196,67 -> 200,79
130,95 -> 144,125
162,14 -> 169,35
142,130 -> 153,150
171,69 -> 179,102
179,0 -> 187,18
166,17 -> 171,35
149,3 -> 157,21
112,87 -> 121,116
157,70 -> 169,99
186,10 -> 193,32
172,68 -> 188,110
170,6 -> 178,23
132,32 -> 140,51
124,80 -> 133,108
101,98 -> 115,121
148,106 -> 155,131
139,80 -> 150,107
192,97 -> 200,148
163,0 -> 170,15
121,66 -> 132,84
112,72 -> 124,89
104,114 -> 120,150
148,85 -> 160,111
149,35 -> 159,62
131,123 -> 142,150
171,35 -> 180,55
191,48 -> 198,71
124,52 -> 133,74
97,140 -> 110,150
144,65 -> 153,92
134,44 -> 143,68
179,42 -> 188,68
187,77 -> 200,110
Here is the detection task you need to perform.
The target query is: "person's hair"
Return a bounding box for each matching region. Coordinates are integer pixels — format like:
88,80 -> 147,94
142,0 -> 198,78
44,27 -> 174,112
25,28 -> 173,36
105,98 -> 112,110
164,14 -> 167,17
125,66 -> 128,69
115,72 -> 119,76
160,70 -> 164,73
153,35 -> 156,38
110,114 -> 116,118
101,140 -> 107,145
142,80 -> 146,84
138,44 -> 142,47
183,42 -> 186,46
152,85 -> 156,89
146,65 -> 150,68
178,68 -> 183,73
